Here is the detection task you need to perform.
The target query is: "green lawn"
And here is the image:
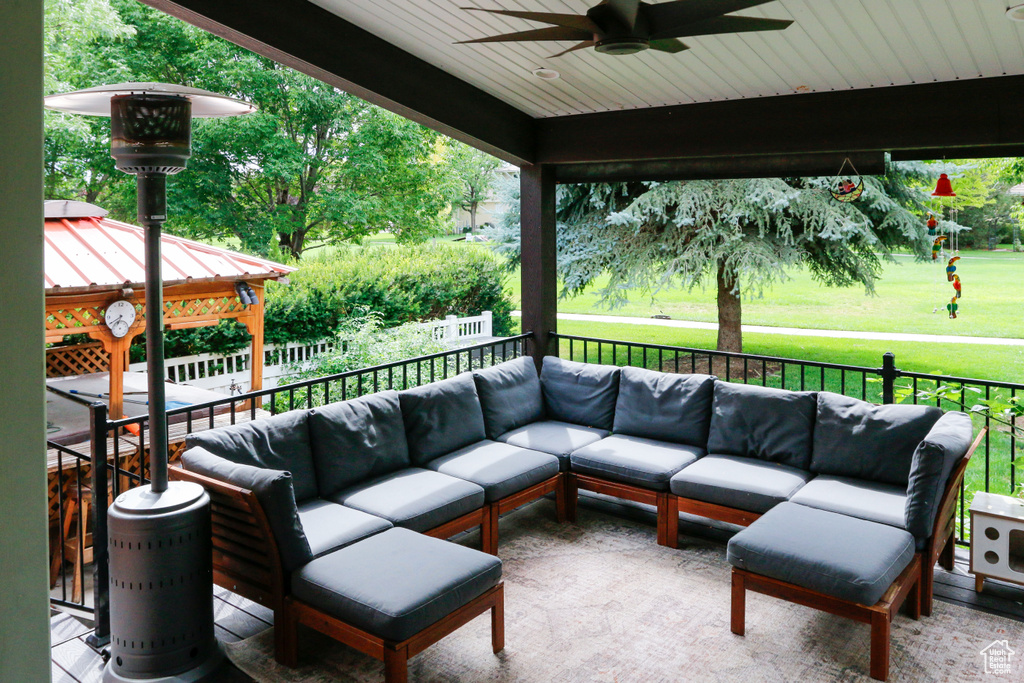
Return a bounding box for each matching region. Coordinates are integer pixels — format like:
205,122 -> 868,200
507,249 -> 1024,339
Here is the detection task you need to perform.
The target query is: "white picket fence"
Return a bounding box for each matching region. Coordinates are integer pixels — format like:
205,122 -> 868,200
130,311 -> 495,396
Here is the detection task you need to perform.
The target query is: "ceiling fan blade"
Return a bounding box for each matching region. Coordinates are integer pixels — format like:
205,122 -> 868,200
652,15 -> 793,40
603,0 -> 641,29
456,26 -> 594,45
648,38 -> 689,54
646,0 -> 782,33
462,8 -> 601,34
549,40 -> 597,58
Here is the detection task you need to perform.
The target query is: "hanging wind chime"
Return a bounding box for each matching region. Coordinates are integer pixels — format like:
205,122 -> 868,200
829,157 -> 864,202
930,173 -> 962,319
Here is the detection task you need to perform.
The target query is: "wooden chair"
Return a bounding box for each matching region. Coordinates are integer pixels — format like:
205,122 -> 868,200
50,481 -> 93,603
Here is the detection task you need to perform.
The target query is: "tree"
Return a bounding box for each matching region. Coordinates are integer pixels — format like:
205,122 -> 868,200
492,166 -> 931,353
447,143 -> 501,235
44,0 -> 460,258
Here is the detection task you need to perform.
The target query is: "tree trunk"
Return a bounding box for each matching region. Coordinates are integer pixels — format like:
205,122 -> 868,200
469,202 -> 478,235
716,261 -> 742,353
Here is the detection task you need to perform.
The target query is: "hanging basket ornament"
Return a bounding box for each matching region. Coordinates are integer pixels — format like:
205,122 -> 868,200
829,157 -> 864,203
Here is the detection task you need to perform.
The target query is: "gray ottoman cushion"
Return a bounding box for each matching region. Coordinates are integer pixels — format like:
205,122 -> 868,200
905,411 -> 974,541
296,499 -> 392,559
185,409 -> 318,502
180,446 -> 312,572
473,357 -> 544,440
728,502 -> 916,605
497,420 -> 610,470
789,476 -> 907,530
669,454 -> 813,513
426,440 -> 559,503
291,528 -> 502,642
308,391 -> 410,498
330,468 -> 485,533
400,373 -> 487,466
613,367 -> 715,447
571,434 -> 704,491
707,382 -> 817,469
811,392 -> 942,485
540,356 -> 620,430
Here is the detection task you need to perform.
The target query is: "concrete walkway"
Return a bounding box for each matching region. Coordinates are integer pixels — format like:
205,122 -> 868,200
512,311 -> 1024,347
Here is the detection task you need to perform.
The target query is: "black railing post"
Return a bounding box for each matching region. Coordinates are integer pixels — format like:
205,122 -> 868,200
881,352 -> 897,405
86,402 -> 111,648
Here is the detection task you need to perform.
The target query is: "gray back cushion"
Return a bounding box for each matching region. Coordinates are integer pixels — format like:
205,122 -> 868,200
905,411 -> 974,540
399,372 -> 487,466
184,409 -> 318,502
613,367 -> 716,447
181,446 -> 313,572
811,392 -> 942,485
540,356 -> 621,430
707,382 -> 817,469
308,391 -> 410,498
473,356 -> 544,439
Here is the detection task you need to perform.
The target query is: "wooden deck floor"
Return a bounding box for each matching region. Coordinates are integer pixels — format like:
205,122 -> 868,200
49,496 -> 1024,682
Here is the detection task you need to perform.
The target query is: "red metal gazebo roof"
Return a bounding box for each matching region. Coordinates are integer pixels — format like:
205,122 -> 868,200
44,202 -> 294,294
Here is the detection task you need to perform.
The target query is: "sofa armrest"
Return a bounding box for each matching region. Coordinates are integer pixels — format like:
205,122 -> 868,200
169,465 -> 286,611
929,427 -> 987,557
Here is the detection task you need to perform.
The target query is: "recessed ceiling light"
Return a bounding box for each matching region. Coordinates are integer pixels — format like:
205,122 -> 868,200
531,68 -> 560,80
1007,4 -> 1024,21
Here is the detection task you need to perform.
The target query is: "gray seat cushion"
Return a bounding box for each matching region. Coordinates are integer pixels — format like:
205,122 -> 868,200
571,434 -> 704,491
497,420 -> 610,470
399,373 -> 487,466
473,357 -> 544,440
707,382 -> 817,469
185,409 -> 318,502
307,391 -> 410,498
613,367 -> 715,447
789,475 -> 907,530
811,392 -> 942,486
296,499 -> 392,559
291,527 -> 502,642
180,446 -> 312,572
669,454 -> 814,513
425,440 -> 559,503
905,411 -> 974,541
540,356 -> 620,430
329,468 -> 485,533
728,502 -> 916,605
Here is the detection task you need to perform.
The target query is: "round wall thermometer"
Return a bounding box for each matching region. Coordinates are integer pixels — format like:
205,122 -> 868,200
104,299 -> 137,338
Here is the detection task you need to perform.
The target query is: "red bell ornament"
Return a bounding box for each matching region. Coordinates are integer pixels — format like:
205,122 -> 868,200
932,173 -> 956,197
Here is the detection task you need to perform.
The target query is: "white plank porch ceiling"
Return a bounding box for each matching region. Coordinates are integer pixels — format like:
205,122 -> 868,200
310,0 -> 1024,118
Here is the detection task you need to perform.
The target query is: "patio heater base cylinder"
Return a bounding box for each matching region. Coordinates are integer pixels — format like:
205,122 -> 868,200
103,481 -> 223,682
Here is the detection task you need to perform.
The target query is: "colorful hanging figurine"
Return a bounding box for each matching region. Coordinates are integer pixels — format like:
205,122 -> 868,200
927,213 -> 938,236
932,235 -> 947,260
952,274 -> 962,299
946,296 -> 959,319
946,256 -> 960,281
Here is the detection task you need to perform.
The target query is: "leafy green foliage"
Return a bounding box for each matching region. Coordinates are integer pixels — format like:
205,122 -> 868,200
447,143 -> 502,233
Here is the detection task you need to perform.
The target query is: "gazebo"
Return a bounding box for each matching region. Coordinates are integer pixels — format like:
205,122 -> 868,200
43,199 -> 294,422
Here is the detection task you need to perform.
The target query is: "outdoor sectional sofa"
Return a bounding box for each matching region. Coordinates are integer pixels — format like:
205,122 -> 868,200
173,354 -> 981,682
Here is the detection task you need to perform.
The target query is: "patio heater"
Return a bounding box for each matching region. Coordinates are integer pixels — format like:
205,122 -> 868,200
45,83 -> 255,683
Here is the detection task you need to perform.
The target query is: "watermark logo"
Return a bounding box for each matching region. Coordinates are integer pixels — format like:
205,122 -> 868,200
981,640 -> 1014,676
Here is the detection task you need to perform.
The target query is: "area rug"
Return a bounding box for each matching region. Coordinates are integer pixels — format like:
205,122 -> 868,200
225,502 -> 1023,682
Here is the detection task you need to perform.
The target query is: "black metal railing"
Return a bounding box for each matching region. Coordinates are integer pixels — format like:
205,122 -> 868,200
49,335 -> 531,637
555,333 -> 1022,547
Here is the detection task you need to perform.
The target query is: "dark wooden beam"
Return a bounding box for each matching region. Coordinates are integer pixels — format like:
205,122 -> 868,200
555,152 -> 885,184
140,0 -> 535,165
520,165 -> 557,368
537,76 -> 1024,165
889,145 -> 1024,162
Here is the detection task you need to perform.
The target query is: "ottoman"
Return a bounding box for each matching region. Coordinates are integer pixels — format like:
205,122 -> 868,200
727,502 -> 921,681
279,527 -> 504,682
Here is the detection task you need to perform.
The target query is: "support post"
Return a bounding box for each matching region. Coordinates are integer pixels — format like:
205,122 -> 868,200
87,402 -> 111,647
520,164 -> 557,368
244,284 -> 265,404
139,172 -> 169,493
881,352 -> 897,405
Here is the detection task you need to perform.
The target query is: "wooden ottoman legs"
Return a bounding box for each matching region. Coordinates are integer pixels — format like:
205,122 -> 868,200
730,556 -> 921,682
276,583 -> 505,683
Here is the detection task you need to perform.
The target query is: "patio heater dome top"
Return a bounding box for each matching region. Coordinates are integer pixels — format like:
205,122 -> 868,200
44,82 -> 256,118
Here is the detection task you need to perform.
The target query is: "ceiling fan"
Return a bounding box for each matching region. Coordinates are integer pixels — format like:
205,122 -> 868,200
457,0 -> 793,57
